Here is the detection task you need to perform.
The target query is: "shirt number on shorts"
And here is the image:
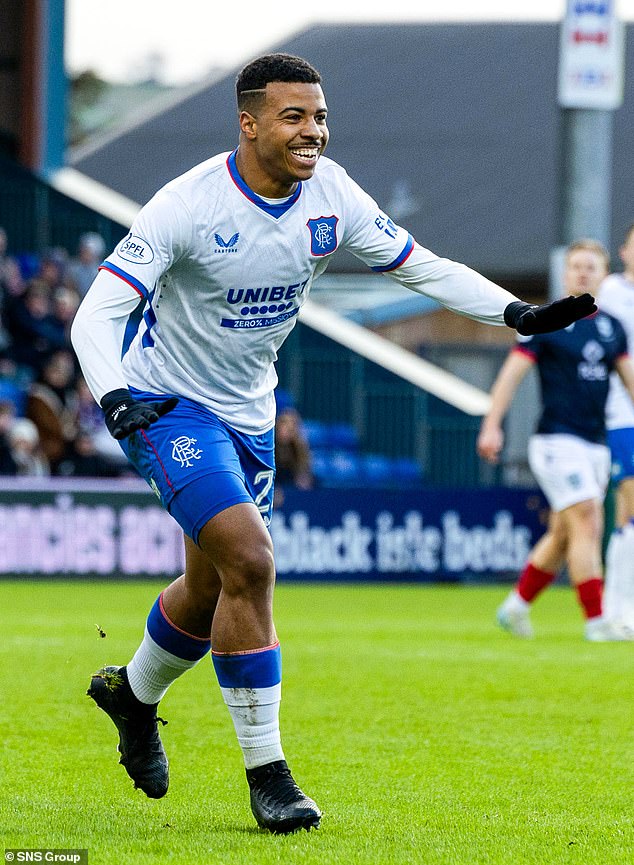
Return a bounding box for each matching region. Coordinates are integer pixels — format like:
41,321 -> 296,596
253,469 -> 274,513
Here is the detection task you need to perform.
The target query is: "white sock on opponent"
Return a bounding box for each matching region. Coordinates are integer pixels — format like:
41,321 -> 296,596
603,529 -> 624,622
604,522 -> 634,627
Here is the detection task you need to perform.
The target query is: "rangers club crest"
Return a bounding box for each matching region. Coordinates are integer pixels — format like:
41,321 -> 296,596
306,216 -> 339,256
171,436 -> 203,468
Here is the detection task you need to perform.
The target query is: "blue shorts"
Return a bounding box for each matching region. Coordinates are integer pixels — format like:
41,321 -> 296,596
607,427 -> 634,484
119,389 -> 275,543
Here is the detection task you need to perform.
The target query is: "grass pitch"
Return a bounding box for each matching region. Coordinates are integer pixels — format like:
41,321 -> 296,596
1,580 -> 632,865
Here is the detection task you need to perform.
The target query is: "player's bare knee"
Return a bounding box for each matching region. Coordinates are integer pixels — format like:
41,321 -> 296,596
220,543 -> 276,597
568,500 -> 603,539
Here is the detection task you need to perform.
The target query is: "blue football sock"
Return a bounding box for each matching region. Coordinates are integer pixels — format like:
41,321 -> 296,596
212,642 -> 284,769
127,593 -> 211,704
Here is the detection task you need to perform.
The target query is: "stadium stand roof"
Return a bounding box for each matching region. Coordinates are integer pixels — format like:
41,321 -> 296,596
68,22 -> 634,279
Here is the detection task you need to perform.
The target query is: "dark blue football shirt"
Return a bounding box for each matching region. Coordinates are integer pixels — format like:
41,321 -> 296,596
514,312 -> 628,444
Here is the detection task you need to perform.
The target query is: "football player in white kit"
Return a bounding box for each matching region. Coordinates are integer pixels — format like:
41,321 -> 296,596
71,54 -> 596,833
599,224 -> 634,628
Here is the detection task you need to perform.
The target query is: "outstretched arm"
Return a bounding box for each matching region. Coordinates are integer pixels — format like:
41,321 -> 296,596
389,243 -> 595,334
477,350 -> 535,464
339,170 -> 596,332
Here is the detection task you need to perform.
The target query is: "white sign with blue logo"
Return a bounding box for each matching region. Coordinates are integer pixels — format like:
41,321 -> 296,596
558,0 -> 625,109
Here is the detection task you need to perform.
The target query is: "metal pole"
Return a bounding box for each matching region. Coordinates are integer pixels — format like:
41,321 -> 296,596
561,108 -> 613,248
551,108 -> 613,301
550,2 -> 624,300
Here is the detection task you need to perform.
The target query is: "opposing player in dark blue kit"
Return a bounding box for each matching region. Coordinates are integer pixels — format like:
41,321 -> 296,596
72,54 -> 598,834
478,239 -> 634,641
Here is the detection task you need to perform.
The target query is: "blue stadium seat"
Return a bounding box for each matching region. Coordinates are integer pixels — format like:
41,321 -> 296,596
325,422 -> 359,451
361,453 -> 393,485
326,449 -> 363,486
302,419 -> 330,449
310,448 -> 330,482
274,388 -> 295,413
304,418 -> 422,489
0,378 -> 27,415
15,252 -> 40,281
391,457 -> 423,484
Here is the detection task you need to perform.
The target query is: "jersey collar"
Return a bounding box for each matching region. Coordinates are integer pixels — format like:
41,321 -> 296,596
226,149 -> 302,219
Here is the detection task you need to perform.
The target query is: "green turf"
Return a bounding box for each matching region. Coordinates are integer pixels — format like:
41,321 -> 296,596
0,581 -> 632,865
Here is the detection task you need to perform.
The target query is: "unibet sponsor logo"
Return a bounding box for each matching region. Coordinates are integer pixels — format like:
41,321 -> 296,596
221,279 -> 309,329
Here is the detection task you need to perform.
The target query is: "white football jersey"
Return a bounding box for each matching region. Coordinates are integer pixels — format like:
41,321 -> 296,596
73,150 -> 518,434
599,273 -> 634,430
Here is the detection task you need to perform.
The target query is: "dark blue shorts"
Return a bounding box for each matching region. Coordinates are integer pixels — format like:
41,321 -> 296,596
119,389 -> 275,543
607,427 -> 634,484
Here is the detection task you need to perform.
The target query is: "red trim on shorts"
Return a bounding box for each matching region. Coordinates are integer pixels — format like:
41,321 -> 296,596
140,429 -> 176,493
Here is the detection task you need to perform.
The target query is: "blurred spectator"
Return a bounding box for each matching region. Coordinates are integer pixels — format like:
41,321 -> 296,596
52,284 -> 81,339
26,350 -> 79,472
7,418 -> 49,476
76,375 -> 103,433
5,279 -> 67,375
57,430 -> 124,478
67,232 -> 105,297
75,376 -> 130,472
0,229 -> 19,365
0,399 -> 17,474
0,237 -> 139,480
37,248 -> 68,293
0,227 -> 9,279
274,407 -> 314,493
1,257 -> 25,298
274,387 -> 295,415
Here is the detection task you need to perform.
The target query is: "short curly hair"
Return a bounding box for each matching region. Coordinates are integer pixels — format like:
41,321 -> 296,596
236,54 -> 321,110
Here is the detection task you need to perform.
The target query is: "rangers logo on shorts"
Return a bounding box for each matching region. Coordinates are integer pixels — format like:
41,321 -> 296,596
171,436 -> 203,468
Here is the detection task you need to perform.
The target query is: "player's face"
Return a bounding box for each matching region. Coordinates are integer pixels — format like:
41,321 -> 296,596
619,229 -> 634,277
564,249 -> 608,297
245,82 -> 329,193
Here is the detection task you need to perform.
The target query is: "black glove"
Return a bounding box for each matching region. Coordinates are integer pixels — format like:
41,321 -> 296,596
101,388 -> 179,440
504,293 -> 597,336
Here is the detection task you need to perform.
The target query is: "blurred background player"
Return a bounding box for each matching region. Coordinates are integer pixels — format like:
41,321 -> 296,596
599,223 -> 634,628
478,239 -> 634,641
273,406 -> 314,507
67,232 -> 106,298
71,53 -> 596,833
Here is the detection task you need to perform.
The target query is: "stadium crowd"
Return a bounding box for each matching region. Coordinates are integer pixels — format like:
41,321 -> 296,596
0,227 -> 130,478
0,227 -> 318,484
